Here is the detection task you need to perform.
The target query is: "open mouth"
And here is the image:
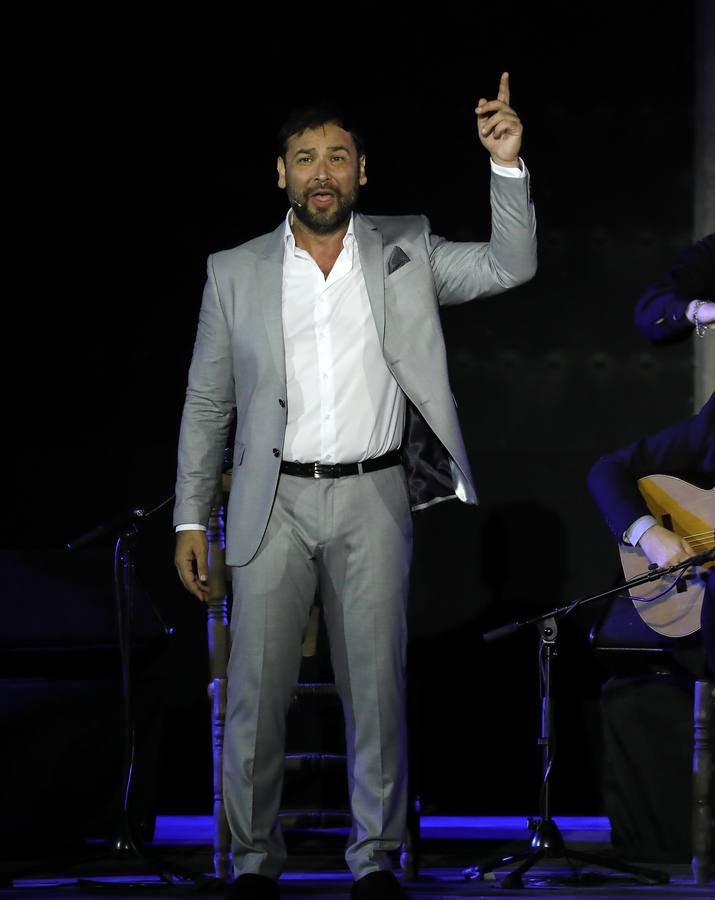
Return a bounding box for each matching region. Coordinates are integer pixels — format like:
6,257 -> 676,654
310,189 -> 336,207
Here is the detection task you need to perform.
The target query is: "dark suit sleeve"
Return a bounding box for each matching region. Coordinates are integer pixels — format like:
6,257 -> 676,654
587,393 -> 715,541
633,233 -> 715,344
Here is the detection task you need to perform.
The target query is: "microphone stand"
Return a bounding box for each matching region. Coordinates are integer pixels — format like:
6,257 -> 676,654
462,550 -> 713,889
60,494 -> 221,890
480,548 -> 715,645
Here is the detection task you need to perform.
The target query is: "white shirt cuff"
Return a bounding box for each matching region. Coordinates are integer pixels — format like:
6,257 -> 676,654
176,523 -> 207,532
490,158 -> 525,178
624,515 -> 658,547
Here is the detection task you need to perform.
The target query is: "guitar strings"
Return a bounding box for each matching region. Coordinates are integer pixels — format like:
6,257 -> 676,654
678,529 -> 714,541
682,537 -> 714,548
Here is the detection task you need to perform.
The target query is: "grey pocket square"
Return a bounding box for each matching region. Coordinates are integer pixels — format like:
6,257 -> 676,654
387,246 -> 411,275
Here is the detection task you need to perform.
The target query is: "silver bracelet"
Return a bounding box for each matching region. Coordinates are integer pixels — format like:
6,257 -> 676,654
692,299 -> 708,338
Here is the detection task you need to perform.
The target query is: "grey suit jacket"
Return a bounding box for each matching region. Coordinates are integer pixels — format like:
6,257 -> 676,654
174,170 -> 537,565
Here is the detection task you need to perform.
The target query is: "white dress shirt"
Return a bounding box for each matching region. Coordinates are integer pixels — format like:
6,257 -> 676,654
281,212 -> 403,464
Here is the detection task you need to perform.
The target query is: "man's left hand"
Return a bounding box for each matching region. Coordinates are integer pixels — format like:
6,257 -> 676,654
476,71 -> 523,167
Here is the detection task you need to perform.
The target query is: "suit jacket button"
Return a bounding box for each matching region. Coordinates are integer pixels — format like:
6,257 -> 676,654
278,399 -> 285,407
273,448 -> 280,457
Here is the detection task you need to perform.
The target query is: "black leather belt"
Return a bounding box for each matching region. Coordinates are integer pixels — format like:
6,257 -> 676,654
280,449 -> 402,479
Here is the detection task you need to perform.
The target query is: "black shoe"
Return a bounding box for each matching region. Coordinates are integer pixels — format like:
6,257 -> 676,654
351,870 -> 407,900
225,873 -> 280,900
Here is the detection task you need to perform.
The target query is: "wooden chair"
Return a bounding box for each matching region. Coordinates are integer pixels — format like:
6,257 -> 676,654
203,474 -> 419,881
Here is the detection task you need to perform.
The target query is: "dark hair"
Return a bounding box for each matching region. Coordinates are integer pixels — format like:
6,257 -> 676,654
277,103 -> 365,158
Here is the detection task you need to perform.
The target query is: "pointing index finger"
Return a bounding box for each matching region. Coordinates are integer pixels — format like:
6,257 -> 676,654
497,71 -> 510,105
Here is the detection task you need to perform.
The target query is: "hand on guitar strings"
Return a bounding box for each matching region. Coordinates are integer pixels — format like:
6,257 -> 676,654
637,524 -> 696,569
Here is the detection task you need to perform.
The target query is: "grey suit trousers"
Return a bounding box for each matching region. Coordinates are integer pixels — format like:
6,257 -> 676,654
223,464 -> 413,879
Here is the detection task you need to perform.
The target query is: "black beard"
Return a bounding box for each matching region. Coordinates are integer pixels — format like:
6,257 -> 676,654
288,185 -> 359,235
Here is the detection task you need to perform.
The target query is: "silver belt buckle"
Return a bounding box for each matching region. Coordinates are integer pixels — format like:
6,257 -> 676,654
313,462 -> 332,479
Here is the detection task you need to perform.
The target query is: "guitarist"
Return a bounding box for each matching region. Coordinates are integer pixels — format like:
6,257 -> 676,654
587,392 -> 715,677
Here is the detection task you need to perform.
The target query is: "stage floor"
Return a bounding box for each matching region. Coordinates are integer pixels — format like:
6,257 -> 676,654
3,815 -> 711,898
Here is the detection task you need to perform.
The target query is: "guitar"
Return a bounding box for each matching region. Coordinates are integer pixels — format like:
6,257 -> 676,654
618,474 -> 715,638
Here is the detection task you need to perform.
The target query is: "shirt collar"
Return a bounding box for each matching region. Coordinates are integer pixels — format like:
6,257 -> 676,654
283,209 -> 356,253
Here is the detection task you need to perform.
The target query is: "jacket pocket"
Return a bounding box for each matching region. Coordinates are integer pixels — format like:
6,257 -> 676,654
385,256 -> 424,286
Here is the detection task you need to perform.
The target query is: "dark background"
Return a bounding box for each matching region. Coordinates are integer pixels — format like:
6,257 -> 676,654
4,3 -> 704,827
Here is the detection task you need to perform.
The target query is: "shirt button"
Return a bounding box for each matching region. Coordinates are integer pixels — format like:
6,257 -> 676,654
272,448 -> 280,457
278,399 -> 285,408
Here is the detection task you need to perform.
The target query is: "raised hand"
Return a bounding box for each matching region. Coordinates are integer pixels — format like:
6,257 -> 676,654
475,72 -> 523,167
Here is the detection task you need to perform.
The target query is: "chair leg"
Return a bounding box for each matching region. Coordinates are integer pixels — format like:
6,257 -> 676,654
400,793 -> 420,878
209,674 -> 231,881
207,492 -> 232,881
692,679 -> 713,884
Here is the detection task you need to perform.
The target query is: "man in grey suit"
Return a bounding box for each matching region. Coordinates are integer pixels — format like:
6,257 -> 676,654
174,72 -> 537,900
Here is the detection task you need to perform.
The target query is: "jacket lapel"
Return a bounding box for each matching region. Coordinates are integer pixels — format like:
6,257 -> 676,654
259,223 -> 288,381
355,214 -> 385,346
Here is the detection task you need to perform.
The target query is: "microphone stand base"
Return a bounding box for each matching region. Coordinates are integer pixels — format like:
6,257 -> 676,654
463,817 -> 670,888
